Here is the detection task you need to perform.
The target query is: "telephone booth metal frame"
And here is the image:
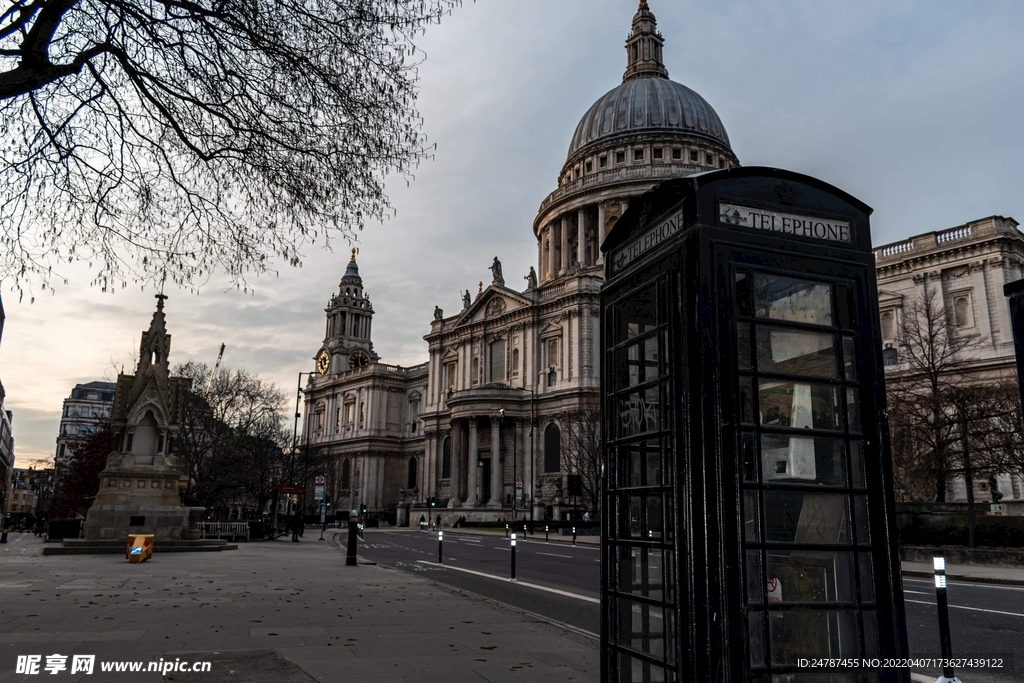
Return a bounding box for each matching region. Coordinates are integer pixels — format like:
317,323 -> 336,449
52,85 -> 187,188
600,167 -> 909,683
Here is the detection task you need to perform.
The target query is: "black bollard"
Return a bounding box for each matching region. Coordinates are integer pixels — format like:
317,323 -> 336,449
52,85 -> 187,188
933,557 -> 957,681
346,510 -> 359,566
438,530 -> 443,565
510,533 -> 517,582
505,523 -> 509,539
545,525 -> 549,543
572,526 -> 577,547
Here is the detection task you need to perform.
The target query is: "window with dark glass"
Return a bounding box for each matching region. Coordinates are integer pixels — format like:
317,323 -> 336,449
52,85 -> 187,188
734,270 -> 877,675
442,437 -> 452,479
544,424 -> 561,473
407,457 -> 417,489
341,458 -> 351,489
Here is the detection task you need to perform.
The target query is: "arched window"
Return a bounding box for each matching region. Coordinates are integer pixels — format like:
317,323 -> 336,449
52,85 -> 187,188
407,457 -> 418,489
544,423 -> 561,473
341,459 -> 351,490
442,437 -> 451,478
882,348 -> 899,366
880,310 -> 894,339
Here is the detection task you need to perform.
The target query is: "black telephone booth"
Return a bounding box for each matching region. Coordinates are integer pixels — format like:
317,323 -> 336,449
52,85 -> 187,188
600,167 -> 908,683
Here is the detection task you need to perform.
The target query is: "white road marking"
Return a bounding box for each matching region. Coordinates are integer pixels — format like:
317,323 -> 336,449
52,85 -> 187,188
536,552 -> 572,559
416,560 -> 599,603
903,589 -> 931,595
904,599 -> 1024,618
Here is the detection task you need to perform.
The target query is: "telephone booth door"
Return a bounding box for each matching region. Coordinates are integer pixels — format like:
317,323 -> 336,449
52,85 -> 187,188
718,247 -> 903,682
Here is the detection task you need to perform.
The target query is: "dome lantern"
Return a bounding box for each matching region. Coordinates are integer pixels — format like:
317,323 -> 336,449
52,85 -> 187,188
624,0 -> 668,82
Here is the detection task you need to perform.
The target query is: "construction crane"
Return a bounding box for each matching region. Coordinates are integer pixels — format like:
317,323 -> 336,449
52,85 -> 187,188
204,343 -> 226,398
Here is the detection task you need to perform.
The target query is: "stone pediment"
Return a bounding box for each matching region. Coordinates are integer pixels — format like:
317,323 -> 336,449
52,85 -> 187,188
441,348 -> 460,362
455,286 -> 532,326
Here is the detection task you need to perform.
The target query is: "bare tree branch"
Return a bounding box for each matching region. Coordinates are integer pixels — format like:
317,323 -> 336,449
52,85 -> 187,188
0,0 -> 464,296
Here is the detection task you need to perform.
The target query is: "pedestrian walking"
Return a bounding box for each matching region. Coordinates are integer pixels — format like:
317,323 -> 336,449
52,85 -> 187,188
291,513 -> 301,542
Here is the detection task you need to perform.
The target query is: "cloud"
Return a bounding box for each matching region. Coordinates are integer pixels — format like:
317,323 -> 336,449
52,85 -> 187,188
2,0 -> 1022,463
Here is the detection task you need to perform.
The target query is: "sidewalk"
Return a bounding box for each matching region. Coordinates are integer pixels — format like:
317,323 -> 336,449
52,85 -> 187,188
0,532 -> 596,683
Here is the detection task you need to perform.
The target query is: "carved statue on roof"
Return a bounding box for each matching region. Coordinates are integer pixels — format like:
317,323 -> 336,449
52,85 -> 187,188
433,305 -> 444,321
525,266 -> 537,291
490,257 -> 504,287
462,290 -> 471,309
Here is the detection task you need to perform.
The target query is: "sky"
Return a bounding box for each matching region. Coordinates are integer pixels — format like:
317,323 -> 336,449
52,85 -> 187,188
3,0 -> 1024,465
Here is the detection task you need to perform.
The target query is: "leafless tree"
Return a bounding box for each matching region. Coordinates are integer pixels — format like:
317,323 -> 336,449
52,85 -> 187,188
561,401 -> 602,519
886,282 -> 979,502
0,0 -> 463,296
174,361 -> 288,516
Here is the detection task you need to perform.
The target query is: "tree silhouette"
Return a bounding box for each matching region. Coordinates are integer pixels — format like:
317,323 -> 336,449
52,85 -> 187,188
0,0 -> 462,294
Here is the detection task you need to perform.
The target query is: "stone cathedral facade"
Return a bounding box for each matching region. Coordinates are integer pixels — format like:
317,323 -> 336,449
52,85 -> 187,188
300,1 -> 738,524
301,1 -> 1024,524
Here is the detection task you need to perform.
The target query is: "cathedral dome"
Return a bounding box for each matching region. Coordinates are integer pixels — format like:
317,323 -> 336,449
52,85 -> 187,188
567,77 -> 731,160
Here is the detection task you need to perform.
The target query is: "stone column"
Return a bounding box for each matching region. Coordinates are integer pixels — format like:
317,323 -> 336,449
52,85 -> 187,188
448,420 -> 462,507
547,225 -> 557,281
973,262 -> 994,349
577,208 -> 587,267
560,216 -> 569,275
488,416 -> 502,508
465,418 -> 479,507
597,203 -> 606,265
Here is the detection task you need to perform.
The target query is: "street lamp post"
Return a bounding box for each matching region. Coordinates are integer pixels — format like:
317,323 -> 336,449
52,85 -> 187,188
505,385 -> 536,530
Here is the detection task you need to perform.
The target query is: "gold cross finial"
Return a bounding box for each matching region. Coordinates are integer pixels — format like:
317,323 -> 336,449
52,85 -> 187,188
350,248 -> 356,262
477,281 -> 483,294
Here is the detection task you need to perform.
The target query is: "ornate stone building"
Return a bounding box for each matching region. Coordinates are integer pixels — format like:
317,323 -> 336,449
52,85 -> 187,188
300,252 -> 429,522
84,296 -> 194,540
301,1 -> 740,524
874,215 -> 1024,507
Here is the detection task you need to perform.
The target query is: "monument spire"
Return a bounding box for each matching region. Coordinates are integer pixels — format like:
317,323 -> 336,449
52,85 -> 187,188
624,0 -> 668,82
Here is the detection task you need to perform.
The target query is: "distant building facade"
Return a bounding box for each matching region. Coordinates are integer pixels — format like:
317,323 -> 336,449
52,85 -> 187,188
55,381 -> 116,471
4,467 -> 55,520
874,215 -> 1024,507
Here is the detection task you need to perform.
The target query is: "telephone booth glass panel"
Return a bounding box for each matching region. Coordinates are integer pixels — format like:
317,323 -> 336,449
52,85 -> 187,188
733,268 -> 880,679
605,275 -> 678,683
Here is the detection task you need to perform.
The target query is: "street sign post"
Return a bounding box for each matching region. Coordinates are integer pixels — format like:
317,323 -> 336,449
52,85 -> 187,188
314,485 -> 324,501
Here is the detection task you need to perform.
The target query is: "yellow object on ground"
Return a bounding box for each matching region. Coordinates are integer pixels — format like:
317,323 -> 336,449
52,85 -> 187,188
126,534 -> 153,563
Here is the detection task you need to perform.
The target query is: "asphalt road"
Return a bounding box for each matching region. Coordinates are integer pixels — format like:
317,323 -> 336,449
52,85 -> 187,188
356,530 -> 600,636
358,530 -> 1024,682
902,576 -> 1024,683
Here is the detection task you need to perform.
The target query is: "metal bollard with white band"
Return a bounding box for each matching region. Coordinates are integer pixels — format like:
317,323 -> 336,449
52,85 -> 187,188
510,533 -> 517,582
933,557 -> 962,683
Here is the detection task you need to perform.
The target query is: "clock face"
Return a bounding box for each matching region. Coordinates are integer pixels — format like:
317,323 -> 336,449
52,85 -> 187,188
316,350 -> 330,375
349,351 -> 369,369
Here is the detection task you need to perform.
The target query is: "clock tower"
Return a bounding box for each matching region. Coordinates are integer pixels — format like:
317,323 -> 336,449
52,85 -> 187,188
316,249 -> 379,375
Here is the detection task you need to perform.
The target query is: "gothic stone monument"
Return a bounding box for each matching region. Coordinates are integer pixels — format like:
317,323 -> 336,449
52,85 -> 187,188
84,295 -> 194,541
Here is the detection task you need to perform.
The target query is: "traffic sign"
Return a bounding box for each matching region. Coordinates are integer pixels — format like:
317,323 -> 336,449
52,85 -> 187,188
315,475 -> 326,485
515,478 -> 523,489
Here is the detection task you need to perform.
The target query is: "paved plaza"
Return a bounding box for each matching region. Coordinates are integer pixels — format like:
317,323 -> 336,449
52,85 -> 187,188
0,532 -> 597,682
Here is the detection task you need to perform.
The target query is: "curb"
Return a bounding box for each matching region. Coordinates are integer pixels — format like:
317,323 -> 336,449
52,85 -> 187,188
386,562 -> 599,643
